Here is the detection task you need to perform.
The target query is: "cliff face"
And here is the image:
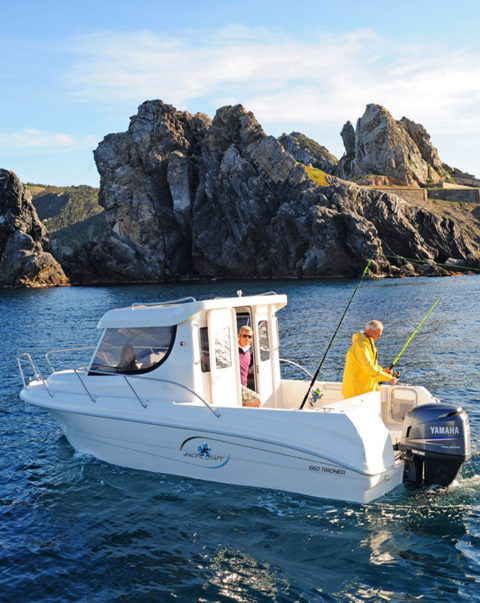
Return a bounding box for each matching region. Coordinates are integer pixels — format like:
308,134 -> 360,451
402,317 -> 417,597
76,101 -> 211,282
60,100 -> 479,284
336,104 -> 453,186
0,170 -> 69,287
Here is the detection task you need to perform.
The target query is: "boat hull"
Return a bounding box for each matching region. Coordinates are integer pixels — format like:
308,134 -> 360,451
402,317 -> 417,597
48,406 -> 404,504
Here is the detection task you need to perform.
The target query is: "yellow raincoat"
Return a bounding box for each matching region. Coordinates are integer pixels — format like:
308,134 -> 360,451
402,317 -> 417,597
341,331 -> 392,399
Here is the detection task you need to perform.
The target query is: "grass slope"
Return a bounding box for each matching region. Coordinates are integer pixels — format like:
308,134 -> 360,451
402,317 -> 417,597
28,183 -> 103,232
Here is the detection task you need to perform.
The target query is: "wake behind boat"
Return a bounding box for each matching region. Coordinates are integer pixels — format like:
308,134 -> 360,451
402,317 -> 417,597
17,292 -> 471,503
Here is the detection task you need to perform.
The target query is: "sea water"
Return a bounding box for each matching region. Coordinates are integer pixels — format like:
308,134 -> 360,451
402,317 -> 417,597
2,276 -> 480,602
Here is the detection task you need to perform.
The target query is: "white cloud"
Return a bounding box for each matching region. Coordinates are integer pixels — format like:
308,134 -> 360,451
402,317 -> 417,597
0,129 -> 98,153
65,29 -> 381,110
65,28 -> 480,129
61,26 -> 480,175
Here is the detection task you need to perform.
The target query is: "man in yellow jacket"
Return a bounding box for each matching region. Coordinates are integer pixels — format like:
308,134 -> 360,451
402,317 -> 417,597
342,319 -> 398,399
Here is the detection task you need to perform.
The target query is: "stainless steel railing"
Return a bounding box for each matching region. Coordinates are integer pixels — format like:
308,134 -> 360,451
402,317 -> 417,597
18,354 -> 219,418
279,358 -> 313,378
131,296 -> 197,308
45,347 -> 96,373
125,375 -> 220,417
17,353 -> 54,398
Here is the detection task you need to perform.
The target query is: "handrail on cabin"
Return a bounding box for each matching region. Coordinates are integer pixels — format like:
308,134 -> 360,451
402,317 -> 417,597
131,297 -> 197,309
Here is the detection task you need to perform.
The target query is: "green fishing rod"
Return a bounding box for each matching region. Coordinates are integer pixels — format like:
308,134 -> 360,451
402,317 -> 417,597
299,259 -> 372,410
389,296 -> 441,371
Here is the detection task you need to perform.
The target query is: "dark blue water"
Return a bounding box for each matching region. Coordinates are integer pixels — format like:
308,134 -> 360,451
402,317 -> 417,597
2,277 -> 480,602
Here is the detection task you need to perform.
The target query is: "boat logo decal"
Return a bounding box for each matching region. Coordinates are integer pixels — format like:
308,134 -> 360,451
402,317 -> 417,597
197,443 -> 211,458
180,437 -> 230,469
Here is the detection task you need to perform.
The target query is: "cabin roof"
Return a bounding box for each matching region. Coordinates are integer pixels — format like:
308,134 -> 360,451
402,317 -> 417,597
97,293 -> 288,329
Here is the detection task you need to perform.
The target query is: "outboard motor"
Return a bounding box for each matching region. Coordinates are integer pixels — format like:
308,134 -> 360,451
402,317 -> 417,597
398,402 -> 471,487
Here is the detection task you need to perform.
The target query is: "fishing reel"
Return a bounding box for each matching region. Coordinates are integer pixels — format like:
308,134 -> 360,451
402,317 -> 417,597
309,387 -> 324,407
388,367 -> 400,379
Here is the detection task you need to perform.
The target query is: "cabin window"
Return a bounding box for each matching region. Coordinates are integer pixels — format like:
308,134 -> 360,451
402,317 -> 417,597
199,327 -> 210,372
258,320 -> 270,361
89,326 -> 176,375
214,326 -> 232,369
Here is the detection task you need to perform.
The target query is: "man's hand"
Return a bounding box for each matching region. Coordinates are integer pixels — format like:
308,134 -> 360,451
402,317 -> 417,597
385,367 -> 399,385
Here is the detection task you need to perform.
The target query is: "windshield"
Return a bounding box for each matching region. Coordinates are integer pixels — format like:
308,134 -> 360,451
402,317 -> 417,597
89,326 -> 176,374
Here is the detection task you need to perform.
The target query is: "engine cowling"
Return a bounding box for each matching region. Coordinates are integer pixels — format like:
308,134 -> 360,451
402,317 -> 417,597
398,402 -> 471,487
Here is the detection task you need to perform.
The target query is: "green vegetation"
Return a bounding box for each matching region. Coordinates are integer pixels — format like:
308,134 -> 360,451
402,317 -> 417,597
294,133 -> 338,165
27,183 -> 102,233
304,165 -> 330,187
50,212 -> 109,257
26,182 -> 106,258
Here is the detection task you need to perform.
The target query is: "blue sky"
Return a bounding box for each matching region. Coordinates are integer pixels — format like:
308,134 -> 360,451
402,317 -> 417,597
2,0 -> 480,187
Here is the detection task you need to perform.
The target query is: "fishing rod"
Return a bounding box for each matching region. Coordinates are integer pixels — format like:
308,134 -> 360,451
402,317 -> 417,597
373,253 -> 465,372
389,296 -> 441,371
299,258 -> 372,410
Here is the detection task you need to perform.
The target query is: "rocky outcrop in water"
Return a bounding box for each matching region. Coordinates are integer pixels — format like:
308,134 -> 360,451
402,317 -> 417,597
336,104 -> 453,186
0,170 -> 69,287
59,100 -> 480,284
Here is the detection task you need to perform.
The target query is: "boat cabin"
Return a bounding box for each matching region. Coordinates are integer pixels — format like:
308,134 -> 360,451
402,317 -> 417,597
88,293 -> 287,409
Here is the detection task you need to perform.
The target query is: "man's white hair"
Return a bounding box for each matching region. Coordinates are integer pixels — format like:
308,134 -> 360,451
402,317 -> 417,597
365,319 -> 383,333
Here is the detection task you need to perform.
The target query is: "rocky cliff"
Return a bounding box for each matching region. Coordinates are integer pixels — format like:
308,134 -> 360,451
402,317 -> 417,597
0,170 -> 69,287
60,100 -> 480,284
336,104 -> 454,186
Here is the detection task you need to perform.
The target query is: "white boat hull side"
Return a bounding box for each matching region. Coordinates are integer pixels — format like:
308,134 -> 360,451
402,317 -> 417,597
51,408 -> 404,504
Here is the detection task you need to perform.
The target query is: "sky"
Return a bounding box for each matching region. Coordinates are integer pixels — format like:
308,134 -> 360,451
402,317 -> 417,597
2,0 -> 480,187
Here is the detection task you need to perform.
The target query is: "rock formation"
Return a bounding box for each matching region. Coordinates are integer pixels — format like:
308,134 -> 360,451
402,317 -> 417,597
60,100 -> 479,284
65,101 -> 212,283
336,104 -> 453,186
0,169 -> 69,287
278,132 -> 338,174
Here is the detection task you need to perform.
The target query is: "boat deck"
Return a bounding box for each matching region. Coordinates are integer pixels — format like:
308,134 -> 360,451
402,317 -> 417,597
263,379 -> 437,445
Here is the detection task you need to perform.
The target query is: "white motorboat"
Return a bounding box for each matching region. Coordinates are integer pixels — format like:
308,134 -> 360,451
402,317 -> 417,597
17,292 -> 471,503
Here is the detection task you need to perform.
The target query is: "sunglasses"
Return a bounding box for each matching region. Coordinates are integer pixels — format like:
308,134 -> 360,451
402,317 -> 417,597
240,334 -> 252,339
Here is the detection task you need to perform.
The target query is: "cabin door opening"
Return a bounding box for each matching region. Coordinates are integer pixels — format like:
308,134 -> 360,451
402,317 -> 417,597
236,310 -> 257,394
